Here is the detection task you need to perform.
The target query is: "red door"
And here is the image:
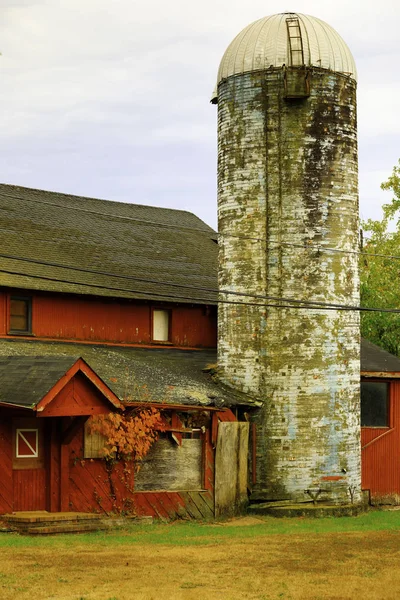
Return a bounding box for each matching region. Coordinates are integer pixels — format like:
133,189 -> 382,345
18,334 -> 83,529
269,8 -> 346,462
12,419 -> 47,511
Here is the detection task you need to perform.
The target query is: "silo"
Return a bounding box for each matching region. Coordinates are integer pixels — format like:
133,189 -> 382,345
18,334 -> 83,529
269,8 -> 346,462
214,13 -> 361,505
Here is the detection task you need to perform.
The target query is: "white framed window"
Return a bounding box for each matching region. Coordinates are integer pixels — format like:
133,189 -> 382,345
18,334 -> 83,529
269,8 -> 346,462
152,309 -> 170,342
16,429 -> 39,458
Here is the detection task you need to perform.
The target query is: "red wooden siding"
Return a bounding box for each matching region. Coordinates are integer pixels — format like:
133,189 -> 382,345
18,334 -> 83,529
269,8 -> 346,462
13,469 -> 46,511
0,291 -> 6,335
361,380 -> 400,501
68,424 -> 215,519
0,419 -> 13,513
39,373 -> 115,417
0,289 -> 217,348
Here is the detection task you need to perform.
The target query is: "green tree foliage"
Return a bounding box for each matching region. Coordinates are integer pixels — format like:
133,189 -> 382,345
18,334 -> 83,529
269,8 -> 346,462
361,160 -> 400,355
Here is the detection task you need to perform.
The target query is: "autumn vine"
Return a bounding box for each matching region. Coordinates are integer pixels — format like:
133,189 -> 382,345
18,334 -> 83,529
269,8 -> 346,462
87,406 -> 165,515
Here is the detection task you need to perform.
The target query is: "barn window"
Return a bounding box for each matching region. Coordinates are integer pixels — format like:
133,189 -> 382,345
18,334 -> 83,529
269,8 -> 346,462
9,296 -> 32,334
84,421 -> 106,458
152,309 -> 170,342
361,381 -> 389,427
16,429 -> 39,458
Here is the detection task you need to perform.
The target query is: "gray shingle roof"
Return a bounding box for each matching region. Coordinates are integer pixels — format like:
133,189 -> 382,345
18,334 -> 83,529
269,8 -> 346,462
0,355 -> 78,407
361,338 -> 400,373
0,184 -> 218,304
0,339 -> 258,409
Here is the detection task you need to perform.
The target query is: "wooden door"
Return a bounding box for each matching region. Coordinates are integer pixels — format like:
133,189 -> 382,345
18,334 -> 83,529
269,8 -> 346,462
12,418 -> 47,511
215,422 -> 249,518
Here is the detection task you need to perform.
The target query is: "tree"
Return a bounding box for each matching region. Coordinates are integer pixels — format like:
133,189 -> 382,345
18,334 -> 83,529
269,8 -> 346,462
361,160 -> 400,355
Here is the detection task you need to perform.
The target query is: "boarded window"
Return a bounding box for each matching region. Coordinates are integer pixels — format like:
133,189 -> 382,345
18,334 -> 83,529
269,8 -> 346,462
153,309 -> 170,342
361,382 -> 389,427
84,421 -> 106,458
135,438 -> 203,491
9,296 -> 32,333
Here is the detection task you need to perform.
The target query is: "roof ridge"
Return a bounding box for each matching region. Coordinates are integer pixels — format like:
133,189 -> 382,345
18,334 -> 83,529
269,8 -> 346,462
0,182 -> 216,232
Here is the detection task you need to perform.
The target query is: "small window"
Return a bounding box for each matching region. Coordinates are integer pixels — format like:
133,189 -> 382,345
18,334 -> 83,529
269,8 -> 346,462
361,382 -> 389,427
9,296 -> 32,334
16,429 -> 39,458
152,309 -> 170,342
84,421 -> 106,459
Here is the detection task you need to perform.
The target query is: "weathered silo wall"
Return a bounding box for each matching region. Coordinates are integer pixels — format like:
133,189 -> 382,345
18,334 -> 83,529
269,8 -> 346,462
215,14 -> 362,505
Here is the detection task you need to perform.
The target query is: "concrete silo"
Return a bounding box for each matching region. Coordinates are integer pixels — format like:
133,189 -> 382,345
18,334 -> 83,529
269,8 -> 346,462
213,13 -> 362,505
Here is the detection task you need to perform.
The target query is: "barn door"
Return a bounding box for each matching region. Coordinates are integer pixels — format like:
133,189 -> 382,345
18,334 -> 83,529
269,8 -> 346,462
12,418 -> 47,511
215,422 -> 249,518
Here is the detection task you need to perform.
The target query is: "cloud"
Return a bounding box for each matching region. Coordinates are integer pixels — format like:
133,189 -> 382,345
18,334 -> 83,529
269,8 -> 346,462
0,0 -> 399,229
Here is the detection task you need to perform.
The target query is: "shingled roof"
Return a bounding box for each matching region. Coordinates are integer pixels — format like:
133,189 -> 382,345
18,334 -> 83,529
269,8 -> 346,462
361,338 -> 400,374
0,184 -> 218,304
0,355 -> 78,408
0,339 -> 259,409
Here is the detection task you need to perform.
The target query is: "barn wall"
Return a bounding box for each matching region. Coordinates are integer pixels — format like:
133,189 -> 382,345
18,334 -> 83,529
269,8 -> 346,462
0,417 -> 13,513
361,380 -> 400,502
68,425 -> 215,520
0,289 -> 217,348
0,291 -> 6,335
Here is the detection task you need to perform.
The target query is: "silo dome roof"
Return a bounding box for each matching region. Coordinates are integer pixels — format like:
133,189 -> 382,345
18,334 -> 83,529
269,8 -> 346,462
213,12 -> 357,100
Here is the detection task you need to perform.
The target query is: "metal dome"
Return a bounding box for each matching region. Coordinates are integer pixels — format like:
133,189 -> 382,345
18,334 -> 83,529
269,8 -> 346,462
212,12 -> 357,100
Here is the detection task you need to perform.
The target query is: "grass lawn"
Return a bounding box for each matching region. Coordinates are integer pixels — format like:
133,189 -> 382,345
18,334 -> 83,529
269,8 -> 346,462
1,510 -> 400,599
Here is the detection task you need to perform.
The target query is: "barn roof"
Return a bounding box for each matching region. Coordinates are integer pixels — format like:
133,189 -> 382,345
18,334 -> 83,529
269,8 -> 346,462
361,338 -> 400,374
0,355 -> 78,408
0,339 -> 258,409
0,184 -> 218,304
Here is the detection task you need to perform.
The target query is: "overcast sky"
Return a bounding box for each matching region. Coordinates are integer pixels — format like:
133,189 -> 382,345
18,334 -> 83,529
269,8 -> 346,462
1,0 -> 399,229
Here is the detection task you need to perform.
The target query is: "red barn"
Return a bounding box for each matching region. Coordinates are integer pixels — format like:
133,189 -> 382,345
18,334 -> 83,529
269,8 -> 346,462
361,339 -> 400,504
2,183 -> 400,520
0,184 -> 252,524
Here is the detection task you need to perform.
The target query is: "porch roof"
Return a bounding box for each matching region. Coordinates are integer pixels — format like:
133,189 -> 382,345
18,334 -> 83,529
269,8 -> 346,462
0,355 -> 78,408
0,339 -> 259,409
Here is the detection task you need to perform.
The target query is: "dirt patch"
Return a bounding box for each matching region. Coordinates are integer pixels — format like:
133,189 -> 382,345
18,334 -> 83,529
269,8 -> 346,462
1,530 -> 400,599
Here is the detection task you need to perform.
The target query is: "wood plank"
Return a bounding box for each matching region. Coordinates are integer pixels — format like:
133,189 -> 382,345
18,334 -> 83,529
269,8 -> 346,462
135,439 -> 202,491
188,492 -> 214,519
215,422 -> 249,518
179,492 -> 203,520
60,444 -> 70,511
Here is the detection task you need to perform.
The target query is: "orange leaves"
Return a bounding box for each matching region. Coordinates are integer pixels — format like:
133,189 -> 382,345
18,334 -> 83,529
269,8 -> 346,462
88,407 -> 164,467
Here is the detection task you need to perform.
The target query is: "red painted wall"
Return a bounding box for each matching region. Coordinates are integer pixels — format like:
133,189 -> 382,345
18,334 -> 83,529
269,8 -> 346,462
361,380 -> 400,501
0,418 -> 13,513
0,289 -> 217,348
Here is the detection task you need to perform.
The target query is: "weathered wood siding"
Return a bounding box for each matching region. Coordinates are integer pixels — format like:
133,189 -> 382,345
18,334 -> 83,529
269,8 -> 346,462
135,439 -> 203,491
0,289 -> 217,348
215,422 -> 249,518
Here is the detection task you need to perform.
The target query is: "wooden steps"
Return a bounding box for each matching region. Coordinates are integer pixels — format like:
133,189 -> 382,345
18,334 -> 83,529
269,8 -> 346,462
1,511 -> 152,535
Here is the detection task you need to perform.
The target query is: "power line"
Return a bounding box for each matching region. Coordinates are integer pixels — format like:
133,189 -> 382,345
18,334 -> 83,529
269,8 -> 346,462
0,251 -> 361,310
2,264 -> 400,315
3,189 -> 400,262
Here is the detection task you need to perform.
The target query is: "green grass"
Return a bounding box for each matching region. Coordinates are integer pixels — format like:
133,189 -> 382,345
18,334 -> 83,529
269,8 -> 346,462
0,509 -> 399,549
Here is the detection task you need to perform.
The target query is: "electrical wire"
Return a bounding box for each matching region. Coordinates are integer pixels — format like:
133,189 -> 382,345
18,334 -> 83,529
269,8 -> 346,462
2,264 -> 400,314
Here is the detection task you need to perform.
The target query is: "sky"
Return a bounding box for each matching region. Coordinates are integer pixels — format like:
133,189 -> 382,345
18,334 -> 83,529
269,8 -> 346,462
0,0 -> 399,230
